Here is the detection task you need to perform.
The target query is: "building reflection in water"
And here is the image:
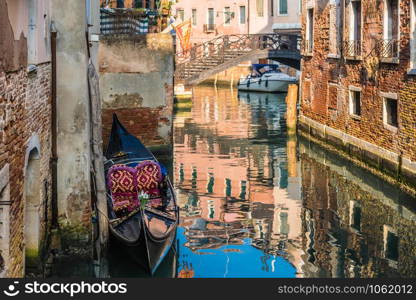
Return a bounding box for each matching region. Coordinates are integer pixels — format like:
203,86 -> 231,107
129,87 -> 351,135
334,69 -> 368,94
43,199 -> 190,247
174,86 -> 302,278
173,86 -> 416,278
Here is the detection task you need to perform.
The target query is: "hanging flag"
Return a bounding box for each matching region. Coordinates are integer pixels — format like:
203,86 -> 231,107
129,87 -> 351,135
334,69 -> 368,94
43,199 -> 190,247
159,0 -> 170,10
174,19 -> 192,52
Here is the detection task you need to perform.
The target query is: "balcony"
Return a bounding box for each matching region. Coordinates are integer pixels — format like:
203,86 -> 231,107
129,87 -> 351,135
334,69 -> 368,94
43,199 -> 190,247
379,39 -> 399,63
303,40 -> 313,56
343,40 -> 362,59
203,24 -> 216,33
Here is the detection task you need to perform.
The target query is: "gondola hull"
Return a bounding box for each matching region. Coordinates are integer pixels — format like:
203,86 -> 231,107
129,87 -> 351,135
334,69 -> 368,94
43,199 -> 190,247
105,114 -> 179,275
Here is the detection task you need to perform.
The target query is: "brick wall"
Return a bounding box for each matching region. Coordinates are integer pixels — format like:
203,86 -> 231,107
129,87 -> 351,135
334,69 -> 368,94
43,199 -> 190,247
300,0 -> 416,165
0,63 -> 52,277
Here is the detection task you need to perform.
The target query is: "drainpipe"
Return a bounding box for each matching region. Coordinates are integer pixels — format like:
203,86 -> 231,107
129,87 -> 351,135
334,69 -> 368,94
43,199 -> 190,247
247,0 -> 250,35
50,21 -> 58,229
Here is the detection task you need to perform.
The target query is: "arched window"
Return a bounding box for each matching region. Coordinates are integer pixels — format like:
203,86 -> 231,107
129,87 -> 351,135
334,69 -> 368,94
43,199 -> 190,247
0,164 -> 10,278
24,148 -> 41,274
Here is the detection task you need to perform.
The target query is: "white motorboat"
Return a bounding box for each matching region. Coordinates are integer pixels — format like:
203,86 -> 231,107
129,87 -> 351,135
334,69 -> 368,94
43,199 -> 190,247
237,64 -> 297,93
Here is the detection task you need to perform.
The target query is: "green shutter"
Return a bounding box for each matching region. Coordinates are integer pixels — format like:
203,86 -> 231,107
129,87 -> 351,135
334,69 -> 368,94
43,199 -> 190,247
280,0 -> 288,15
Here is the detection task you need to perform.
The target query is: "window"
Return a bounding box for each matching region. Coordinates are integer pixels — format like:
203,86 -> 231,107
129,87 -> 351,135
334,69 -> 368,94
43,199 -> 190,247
208,200 -> 215,219
382,0 -> 399,58
224,7 -> 231,25
208,8 -> 215,25
329,0 -> 341,56
192,9 -> 197,26
177,9 -> 185,22
347,0 -> 362,57
305,8 -> 314,53
280,212 -> 289,235
349,201 -> 361,231
411,0 -> 416,69
28,0 -> 37,65
279,0 -> 288,15
239,181 -> 247,200
383,97 -> 398,128
207,173 -> 214,194
383,226 -> 399,262
116,0 -> 124,8
86,0 -> 92,26
240,6 -> 246,24
0,165 -> 10,277
349,89 -> 361,117
225,178 -> 231,197
257,0 -> 264,17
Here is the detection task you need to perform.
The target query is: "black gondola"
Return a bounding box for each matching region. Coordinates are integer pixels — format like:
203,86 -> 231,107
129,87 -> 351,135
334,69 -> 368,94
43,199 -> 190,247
104,114 -> 178,275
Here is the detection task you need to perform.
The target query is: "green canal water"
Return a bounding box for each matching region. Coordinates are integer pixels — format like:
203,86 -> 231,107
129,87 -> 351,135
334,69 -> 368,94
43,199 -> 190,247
109,85 -> 416,278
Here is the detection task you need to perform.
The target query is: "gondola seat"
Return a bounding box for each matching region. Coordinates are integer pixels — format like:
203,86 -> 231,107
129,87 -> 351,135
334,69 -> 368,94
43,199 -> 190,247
135,160 -> 164,207
108,165 -> 139,217
135,161 -> 163,195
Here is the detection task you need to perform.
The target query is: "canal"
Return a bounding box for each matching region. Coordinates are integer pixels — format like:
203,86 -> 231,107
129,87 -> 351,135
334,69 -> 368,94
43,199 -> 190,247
109,85 -> 416,278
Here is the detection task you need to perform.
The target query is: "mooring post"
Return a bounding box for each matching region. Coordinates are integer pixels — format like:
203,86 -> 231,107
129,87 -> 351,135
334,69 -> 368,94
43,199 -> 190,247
286,84 -> 298,136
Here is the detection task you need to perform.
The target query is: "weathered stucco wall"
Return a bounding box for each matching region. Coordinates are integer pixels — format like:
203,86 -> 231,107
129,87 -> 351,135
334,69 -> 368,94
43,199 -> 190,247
51,0 -> 92,236
99,33 -> 174,148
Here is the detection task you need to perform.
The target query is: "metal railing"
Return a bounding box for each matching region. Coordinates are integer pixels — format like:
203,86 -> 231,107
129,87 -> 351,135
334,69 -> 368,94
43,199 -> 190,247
379,39 -> 399,59
203,24 -> 216,33
175,33 -> 300,80
303,40 -> 313,54
343,40 -> 362,57
100,8 -> 160,35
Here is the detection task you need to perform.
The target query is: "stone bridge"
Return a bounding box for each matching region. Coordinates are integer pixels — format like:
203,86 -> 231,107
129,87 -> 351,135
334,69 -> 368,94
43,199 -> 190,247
175,33 -> 301,86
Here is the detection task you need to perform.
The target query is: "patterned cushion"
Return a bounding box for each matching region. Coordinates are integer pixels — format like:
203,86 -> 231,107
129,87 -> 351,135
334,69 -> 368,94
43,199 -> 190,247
135,160 -> 163,196
108,165 -> 139,216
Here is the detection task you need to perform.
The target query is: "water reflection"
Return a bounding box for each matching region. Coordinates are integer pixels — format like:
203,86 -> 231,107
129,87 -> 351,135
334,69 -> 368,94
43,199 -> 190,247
174,86 -> 302,277
173,86 -> 416,278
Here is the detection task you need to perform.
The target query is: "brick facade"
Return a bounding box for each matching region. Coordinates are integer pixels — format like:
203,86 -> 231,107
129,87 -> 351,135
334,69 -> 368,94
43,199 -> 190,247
102,82 -> 174,148
0,63 -> 52,277
300,0 -> 416,181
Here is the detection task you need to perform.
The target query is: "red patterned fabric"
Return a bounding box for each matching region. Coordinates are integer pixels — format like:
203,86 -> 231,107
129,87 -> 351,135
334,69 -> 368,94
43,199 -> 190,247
135,160 -> 163,196
108,165 -> 139,217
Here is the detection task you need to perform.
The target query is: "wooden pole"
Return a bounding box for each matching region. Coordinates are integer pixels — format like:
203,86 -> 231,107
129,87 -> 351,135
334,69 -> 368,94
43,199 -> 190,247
286,84 -> 298,178
87,62 -> 110,277
286,84 -> 298,136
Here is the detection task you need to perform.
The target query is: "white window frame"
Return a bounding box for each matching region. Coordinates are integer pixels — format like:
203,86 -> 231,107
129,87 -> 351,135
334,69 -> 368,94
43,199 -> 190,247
383,0 -> 400,41
192,8 -> 197,26
239,6 -> 246,25
177,8 -> 185,22
381,92 -> 399,132
305,7 -> 314,54
207,8 -> 215,26
383,225 -> 399,268
349,0 -> 362,42
410,0 -> 416,71
349,86 -> 362,118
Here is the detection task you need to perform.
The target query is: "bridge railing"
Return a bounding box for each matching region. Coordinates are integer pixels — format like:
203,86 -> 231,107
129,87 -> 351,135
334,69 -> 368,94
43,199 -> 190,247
176,33 -> 300,65
175,33 -> 301,81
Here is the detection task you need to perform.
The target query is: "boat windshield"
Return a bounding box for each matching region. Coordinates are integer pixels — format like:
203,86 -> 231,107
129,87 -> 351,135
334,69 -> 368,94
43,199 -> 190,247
251,64 -> 281,77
